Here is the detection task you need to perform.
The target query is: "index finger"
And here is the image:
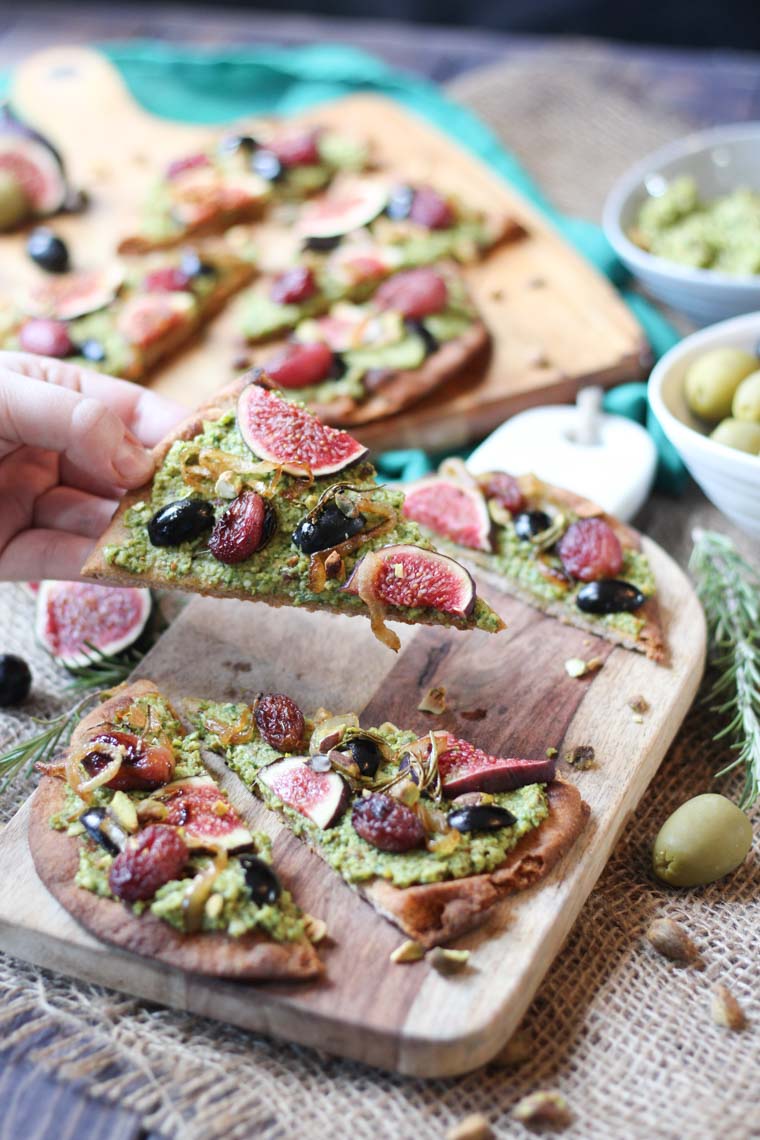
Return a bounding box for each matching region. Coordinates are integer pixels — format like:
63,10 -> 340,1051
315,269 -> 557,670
0,352 -> 186,447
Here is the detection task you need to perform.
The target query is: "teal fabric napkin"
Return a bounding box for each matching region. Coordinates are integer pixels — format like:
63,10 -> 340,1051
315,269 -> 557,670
13,41 -> 689,491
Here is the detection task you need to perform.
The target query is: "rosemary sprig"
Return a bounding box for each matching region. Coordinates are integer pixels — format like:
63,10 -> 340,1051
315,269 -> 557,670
63,641 -> 146,692
689,529 -> 760,809
0,692 -> 98,792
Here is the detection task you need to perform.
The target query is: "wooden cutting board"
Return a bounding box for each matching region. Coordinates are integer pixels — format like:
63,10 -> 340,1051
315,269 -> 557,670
7,46 -> 650,452
0,542 -> 705,1077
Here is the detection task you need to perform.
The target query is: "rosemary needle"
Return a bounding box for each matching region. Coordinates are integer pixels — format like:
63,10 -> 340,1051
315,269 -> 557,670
689,529 -> 760,809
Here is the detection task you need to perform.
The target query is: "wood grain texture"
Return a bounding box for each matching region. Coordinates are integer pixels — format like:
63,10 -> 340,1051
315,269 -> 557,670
8,46 -> 649,452
0,538 -> 705,1077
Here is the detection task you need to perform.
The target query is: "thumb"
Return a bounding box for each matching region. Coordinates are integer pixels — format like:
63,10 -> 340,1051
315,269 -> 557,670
0,370 -> 155,488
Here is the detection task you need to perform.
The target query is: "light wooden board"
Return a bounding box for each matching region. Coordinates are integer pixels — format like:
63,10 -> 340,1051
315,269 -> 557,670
7,46 -> 649,452
0,540 -> 705,1077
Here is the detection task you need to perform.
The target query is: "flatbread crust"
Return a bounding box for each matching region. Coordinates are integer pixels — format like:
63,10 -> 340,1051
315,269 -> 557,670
81,378 -> 504,635
29,682 -> 322,980
119,200 -> 268,256
349,781 -> 588,947
308,319 -> 490,427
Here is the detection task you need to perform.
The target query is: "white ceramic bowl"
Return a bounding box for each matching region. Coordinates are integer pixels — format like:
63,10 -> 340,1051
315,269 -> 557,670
648,312 -> 760,537
603,123 -> 760,326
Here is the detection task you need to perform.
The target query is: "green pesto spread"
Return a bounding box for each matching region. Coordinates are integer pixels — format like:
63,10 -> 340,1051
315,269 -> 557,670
50,692 -> 307,943
198,703 -> 549,889
632,176 -> 760,275
103,408 -> 501,634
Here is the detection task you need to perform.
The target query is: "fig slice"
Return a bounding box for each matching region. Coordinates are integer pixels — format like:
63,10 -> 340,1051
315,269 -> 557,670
0,103 -> 67,215
154,775 -> 254,851
35,580 -> 151,668
437,733 -> 557,797
343,543 -> 476,619
258,756 -> 347,829
237,380 -> 367,476
402,475 -> 492,551
21,264 -> 124,321
296,177 -> 388,240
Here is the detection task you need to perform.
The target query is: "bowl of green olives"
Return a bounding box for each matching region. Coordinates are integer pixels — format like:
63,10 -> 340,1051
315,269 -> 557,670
648,312 -> 760,537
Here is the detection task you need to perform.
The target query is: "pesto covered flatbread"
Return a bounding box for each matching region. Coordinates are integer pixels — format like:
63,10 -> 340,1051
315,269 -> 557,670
0,241 -> 256,382
402,463 -> 667,662
30,681 -> 323,980
244,264 -> 490,426
82,376 -> 504,648
194,693 -> 589,947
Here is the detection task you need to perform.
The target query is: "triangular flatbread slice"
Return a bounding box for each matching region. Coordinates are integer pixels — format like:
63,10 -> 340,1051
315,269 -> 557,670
31,681 -> 322,979
191,692 -> 588,947
244,264 -> 490,426
401,462 -> 667,662
82,378 -> 503,647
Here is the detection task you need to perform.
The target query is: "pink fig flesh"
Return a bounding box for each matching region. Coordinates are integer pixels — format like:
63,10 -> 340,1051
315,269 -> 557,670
344,543 -> 476,618
402,476 -> 491,551
437,734 -> 557,796
258,756 -> 347,829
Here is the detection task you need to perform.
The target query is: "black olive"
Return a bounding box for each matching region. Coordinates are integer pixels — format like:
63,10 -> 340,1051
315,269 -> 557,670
239,853 -> 282,905
148,498 -> 215,547
329,351 -> 347,379
79,338 -> 106,363
180,250 -> 216,278
447,804 -> 517,833
385,184 -> 415,221
79,807 -> 125,857
514,510 -> 553,540
292,501 -> 366,554
26,227 -> 70,273
576,579 -> 646,614
301,234 -> 342,253
339,736 -> 383,779
219,133 -> 259,156
404,318 -> 438,356
0,654 -> 32,706
251,149 -> 283,182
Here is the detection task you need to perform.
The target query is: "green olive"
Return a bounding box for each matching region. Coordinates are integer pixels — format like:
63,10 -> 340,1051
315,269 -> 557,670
0,170 -> 29,230
710,417 -> 760,454
653,793 -> 753,887
732,369 -> 760,423
684,347 -> 758,423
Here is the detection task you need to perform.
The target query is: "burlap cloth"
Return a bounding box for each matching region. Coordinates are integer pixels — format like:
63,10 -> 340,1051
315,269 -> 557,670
1,49 -> 759,1140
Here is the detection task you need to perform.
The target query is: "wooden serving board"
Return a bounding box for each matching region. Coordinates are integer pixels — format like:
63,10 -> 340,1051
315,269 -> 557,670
6,46 -> 650,452
0,542 -> 705,1077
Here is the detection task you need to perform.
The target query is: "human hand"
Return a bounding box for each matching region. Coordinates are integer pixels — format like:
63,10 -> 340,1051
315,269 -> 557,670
0,352 -> 185,581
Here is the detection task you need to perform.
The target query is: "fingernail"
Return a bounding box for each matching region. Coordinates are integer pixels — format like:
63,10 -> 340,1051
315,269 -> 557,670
114,440 -> 154,484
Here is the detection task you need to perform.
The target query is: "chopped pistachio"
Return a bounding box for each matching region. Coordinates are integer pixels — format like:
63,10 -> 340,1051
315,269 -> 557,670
428,947 -> 470,975
109,790 -> 138,833
512,1090 -> 571,1128
628,694 -> 650,715
446,1112 -> 494,1140
564,656 -> 603,678
711,983 -> 747,1030
303,914 -> 328,945
546,746 -> 558,759
490,1028 -> 533,1067
418,685 -> 448,715
390,939 -> 425,964
645,918 -> 703,967
565,745 -> 596,770
427,830 -> 461,857
394,779 -> 421,808
204,893 -> 224,921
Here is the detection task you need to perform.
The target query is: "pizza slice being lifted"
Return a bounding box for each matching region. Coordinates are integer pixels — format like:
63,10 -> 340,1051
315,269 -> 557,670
246,265 -> 490,426
192,690 -> 588,947
82,377 -> 504,648
401,461 -> 667,662
0,241 -> 255,382
31,681 -> 322,979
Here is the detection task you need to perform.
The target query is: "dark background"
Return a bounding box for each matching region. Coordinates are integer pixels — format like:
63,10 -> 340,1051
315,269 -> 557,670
159,0 -> 760,50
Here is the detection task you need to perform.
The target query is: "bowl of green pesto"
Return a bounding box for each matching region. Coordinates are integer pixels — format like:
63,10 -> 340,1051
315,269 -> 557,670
603,123 -> 760,325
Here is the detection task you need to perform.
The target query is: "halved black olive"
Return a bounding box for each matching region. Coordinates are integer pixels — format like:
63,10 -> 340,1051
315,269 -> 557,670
79,807 -> 127,856
180,250 -> 216,278
292,501 -> 366,555
576,579 -> 646,614
80,338 -> 106,363
329,351 -> 347,379
339,736 -> 383,779
447,804 -> 517,833
148,498 -> 215,548
301,234 -> 342,253
239,853 -> 282,905
0,654 -> 32,706
251,149 -> 283,182
514,510 -> 552,540
385,184 -> 415,221
219,133 -> 259,156
404,318 -> 438,356
26,227 -> 69,273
